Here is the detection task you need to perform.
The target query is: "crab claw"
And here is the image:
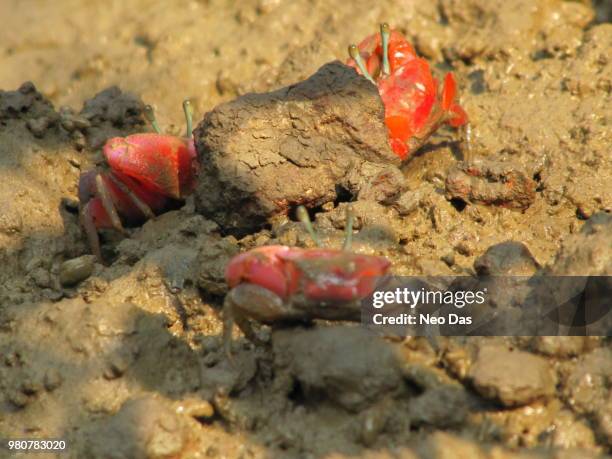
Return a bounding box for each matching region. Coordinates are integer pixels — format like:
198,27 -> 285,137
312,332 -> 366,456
225,245 -> 295,299
442,72 -> 457,111
442,73 -> 468,127
103,133 -> 197,200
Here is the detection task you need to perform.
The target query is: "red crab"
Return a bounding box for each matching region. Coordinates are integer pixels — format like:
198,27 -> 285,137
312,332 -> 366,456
222,206 -> 391,356
78,101 -> 198,261
347,23 -> 468,160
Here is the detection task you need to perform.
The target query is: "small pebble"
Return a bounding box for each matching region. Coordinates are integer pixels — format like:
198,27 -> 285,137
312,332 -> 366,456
60,255 -> 96,287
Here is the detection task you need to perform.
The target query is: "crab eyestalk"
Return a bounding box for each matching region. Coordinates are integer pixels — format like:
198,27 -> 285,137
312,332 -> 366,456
183,99 -> 193,138
297,206 -> 321,247
380,22 -> 391,76
144,105 -> 162,134
342,205 -> 354,251
348,44 -> 375,85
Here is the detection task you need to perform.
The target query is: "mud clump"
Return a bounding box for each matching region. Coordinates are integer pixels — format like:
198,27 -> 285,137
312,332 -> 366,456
194,61 -> 404,234
273,326 -> 403,412
546,212 -> 612,276
408,385 -> 470,428
533,213 -> 612,335
474,241 -> 540,276
445,159 -> 536,210
196,236 -> 240,296
0,83 -> 83,305
78,86 -> 146,149
0,82 -> 60,137
469,344 -> 556,407
79,396 -> 197,458
561,346 -> 612,447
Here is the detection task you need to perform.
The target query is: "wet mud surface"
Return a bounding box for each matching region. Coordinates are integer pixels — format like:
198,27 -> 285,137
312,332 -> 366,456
0,1 -> 611,458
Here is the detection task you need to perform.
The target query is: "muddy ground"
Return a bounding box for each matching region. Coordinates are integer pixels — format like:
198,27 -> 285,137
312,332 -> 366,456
0,0 -> 611,458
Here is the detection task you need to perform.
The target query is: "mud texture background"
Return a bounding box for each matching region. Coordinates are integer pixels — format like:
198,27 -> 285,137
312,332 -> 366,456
0,0 -> 611,458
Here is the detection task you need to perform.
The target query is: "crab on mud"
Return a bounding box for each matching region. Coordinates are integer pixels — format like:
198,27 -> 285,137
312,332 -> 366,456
78,101 -> 198,261
347,23 -> 469,160
223,206 -> 391,356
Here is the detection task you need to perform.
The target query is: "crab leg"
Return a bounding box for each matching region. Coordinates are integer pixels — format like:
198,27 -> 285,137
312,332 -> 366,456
94,173 -> 126,233
380,22 -> 391,75
106,172 -> 155,220
223,284 -> 283,358
80,201 -> 103,262
348,45 -> 376,84
223,289 -> 263,359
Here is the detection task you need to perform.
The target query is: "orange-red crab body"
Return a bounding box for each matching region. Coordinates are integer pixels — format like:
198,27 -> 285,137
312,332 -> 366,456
347,26 -> 468,160
222,244 -> 391,353
79,128 -> 197,261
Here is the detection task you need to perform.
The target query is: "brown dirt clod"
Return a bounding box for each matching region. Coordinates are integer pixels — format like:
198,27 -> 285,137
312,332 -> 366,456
193,61 -> 404,234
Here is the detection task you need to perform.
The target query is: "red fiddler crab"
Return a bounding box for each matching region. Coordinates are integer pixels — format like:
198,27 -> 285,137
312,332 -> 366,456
78,101 -> 198,261
347,23 -> 469,160
223,206 -> 391,356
